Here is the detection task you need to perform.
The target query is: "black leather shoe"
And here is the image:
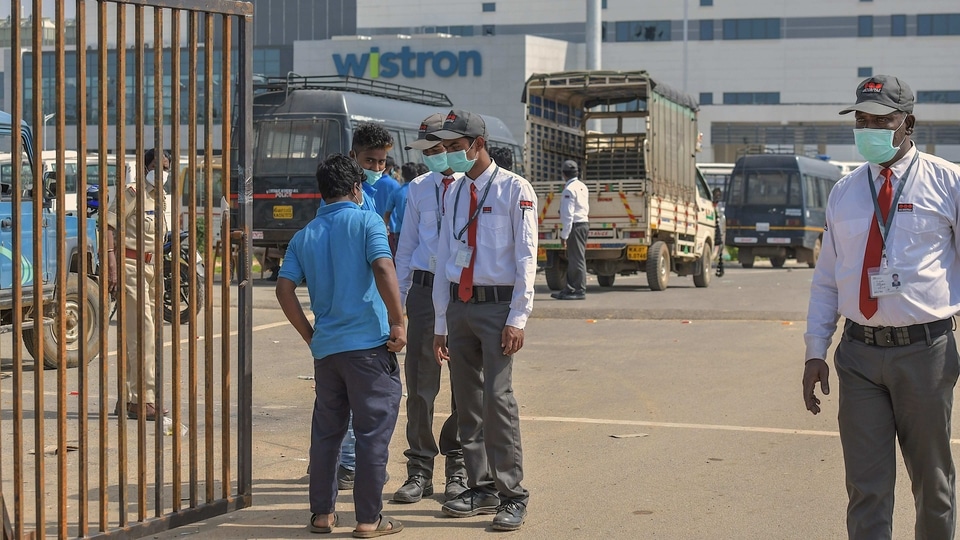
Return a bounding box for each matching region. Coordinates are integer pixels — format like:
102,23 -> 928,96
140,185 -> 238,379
557,291 -> 585,300
392,474 -> 433,503
337,465 -> 355,490
444,476 -> 468,502
550,291 -> 563,299
492,500 -> 527,531
441,488 -> 499,517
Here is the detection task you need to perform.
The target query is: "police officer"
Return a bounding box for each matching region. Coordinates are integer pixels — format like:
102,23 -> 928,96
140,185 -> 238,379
431,110 -> 537,531
107,148 -> 168,421
552,160 -> 589,300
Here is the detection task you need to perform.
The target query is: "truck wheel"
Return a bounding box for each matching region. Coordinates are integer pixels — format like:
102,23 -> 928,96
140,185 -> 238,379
545,258 -> 567,291
808,238 -> 821,269
164,258 -> 205,323
693,242 -> 712,288
597,274 -> 616,287
22,274 -> 100,369
646,241 -> 670,291
770,256 -> 787,268
739,249 -> 755,269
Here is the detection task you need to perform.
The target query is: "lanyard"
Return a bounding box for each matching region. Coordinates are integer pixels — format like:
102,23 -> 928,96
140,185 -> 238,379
453,166 -> 499,241
867,152 -> 919,252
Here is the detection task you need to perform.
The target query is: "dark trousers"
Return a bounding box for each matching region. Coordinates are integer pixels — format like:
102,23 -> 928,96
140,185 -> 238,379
309,345 -> 402,524
836,329 -> 960,540
564,222 -> 588,294
404,282 -> 466,479
447,299 -> 528,502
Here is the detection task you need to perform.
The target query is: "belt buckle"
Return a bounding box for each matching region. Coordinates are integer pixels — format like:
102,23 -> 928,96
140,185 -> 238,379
874,326 -> 895,346
474,287 -> 486,303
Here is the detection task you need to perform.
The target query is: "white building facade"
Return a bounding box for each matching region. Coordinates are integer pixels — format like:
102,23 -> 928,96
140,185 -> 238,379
294,0 -> 960,162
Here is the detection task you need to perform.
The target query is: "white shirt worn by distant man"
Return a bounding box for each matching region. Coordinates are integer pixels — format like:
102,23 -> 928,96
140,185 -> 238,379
559,176 -> 589,240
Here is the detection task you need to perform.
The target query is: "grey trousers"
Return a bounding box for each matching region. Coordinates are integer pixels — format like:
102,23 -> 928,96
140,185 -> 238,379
564,222 -> 588,294
447,299 -> 528,502
403,282 -> 466,479
835,327 -> 960,540
309,345 -> 401,524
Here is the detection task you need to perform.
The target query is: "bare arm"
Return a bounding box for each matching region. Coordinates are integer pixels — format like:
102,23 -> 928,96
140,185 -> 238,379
372,257 -> 406,352
275,277 -> 313,345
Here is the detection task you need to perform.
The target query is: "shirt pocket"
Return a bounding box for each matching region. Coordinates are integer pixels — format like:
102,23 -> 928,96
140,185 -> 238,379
478,214 -> 511,250
893,209 -> 950,244
420,210 -> 439,242
830,217 -> 871,270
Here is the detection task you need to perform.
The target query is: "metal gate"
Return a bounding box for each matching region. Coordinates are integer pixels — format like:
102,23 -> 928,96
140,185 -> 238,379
1,0 -> 254,537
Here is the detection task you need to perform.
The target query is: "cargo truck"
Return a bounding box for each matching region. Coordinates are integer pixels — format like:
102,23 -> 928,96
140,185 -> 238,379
523,71 -> 716,291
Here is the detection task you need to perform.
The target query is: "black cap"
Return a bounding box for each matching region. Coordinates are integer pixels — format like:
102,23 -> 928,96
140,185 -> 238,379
839,75 -> 915,115
405,113 -> 445,150
561,160 -> 579,174
429,109 -> 487,140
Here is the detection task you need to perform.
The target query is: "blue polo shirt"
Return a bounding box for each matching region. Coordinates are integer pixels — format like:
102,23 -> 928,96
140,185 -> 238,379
319,181 -> 378,214
384,182 -> 409,233
279,201 -> 393,360
372,175 -> 399,220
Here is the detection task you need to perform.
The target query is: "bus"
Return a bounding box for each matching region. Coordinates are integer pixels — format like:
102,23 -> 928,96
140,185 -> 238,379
724,154 -> 841,269
234,75 -> 523,249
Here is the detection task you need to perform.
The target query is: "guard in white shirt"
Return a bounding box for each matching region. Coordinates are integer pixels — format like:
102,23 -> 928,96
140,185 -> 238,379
551,160 -> 589,300
431,110 -> 537,531
803,75 -> 960,540
392,113 -> 467,505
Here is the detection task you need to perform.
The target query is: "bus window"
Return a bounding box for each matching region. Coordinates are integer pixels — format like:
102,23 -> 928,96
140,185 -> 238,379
255,119 -> 332,176
743,171 -> 801,206
804,175 -> 821,209
87,163 -> 119,187
819,177 -> 836,207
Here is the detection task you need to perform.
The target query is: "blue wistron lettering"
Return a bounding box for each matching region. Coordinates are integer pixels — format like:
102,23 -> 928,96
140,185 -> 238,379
333,53 -> 369,77
333,46 -> 483,78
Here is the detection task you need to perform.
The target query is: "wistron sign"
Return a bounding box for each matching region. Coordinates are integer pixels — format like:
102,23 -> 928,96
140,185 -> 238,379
333,46 -> 483,79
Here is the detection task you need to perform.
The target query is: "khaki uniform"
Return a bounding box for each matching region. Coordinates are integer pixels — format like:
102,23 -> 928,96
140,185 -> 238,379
107,183 -> 164,404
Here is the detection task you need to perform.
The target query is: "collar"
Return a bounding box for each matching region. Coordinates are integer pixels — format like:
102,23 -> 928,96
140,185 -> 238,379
564,177 -> 580,187
433,171 -> 461,187
317,200 -> 359,216
868,143 -> 918,182
466,161 -> 498,190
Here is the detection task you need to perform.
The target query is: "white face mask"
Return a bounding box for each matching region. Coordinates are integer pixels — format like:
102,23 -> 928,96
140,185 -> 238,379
145,169 -> 169,187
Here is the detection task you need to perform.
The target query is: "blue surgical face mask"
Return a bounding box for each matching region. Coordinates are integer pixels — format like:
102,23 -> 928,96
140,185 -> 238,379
422,152 -> 449,173
853,117 -> 907,164
363,168 -> 382,186
446,140 -> 478,173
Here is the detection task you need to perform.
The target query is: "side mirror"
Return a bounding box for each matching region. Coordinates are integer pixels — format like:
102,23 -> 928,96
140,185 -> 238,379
42,171 -> 58,197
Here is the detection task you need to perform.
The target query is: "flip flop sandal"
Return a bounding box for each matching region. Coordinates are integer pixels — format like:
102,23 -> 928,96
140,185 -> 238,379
309,512 -> 338,534
352,515 -> 404,538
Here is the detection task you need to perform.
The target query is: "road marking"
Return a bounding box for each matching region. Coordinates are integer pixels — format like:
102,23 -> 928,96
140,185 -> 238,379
518,414 -> 839,437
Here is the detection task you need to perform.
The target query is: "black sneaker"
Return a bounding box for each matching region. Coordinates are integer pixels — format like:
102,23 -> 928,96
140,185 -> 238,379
337,465 -> 355,490
444,476 -> 468,502
492,500 -> 527,531
392,474 -> 433,503
441,488 -> 499,518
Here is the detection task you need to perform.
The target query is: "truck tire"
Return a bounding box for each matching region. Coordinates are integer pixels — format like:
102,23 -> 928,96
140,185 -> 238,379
646,241 -> 670,291
739,249 -> 755,269
545,259 -> 567,291
597,274 -> 616,287
22,274 -> 100,369
693,242 -> 712,288
808,238 -> 821,269
770,256 -> 787,268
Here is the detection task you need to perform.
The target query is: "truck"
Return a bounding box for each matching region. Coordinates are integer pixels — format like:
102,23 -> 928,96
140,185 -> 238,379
523,71 -> 717,291
0,111 -> 100,369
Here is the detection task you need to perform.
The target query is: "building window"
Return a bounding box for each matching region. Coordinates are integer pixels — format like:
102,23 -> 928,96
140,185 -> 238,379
917,14 -> 960,35
699,92 -> 713,105
857,67 -> 873,77
482,2 -> 495,12
917,90 -> 960,104
483,24 -> 496,36
858,15 -> 874,37
602,0 -> 608,8
701,0 -> 713,5
722,92 -> 780,105
700,19 -> 714,40
616,20 -> 672,42
722,18 -> 781,40
891,15 -> 907,36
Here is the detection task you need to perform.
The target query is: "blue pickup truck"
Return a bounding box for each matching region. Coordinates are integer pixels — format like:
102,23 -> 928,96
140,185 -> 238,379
0,111 -> 100,369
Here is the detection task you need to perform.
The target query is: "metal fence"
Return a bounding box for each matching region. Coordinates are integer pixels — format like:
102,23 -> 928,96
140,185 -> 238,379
2,0 -> 254,537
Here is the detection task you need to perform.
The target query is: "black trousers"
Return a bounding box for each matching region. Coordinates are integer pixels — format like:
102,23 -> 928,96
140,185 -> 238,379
564,222 -> 588,294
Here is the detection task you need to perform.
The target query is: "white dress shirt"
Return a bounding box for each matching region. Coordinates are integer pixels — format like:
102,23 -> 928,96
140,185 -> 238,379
433,161 -> 539,334
805,144 -> 960,361
395,170 -> 462,306
559,176 -> 590,240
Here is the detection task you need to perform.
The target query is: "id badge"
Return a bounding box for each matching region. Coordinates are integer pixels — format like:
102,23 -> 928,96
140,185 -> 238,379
428,255 -> 437,273
455,245 -> 474,268
868,267 -> 904,297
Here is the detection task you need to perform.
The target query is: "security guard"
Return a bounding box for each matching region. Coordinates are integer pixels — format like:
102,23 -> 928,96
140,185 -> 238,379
108,148 -> 168,421
552,160 -> 589,300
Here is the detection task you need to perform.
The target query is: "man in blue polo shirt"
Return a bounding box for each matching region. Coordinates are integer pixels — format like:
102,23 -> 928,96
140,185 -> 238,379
276,154 -> 406,538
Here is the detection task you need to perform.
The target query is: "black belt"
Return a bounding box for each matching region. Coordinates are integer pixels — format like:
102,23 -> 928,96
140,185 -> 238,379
412,269 -> 434,288
844,318 -> 954,347
450,283 -> 514,304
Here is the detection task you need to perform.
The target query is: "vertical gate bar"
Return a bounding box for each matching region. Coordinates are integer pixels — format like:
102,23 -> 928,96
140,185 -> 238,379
96,1 -> 111,531
115,2 -> 130,527
203,12 -> 215,503
74,1 -> 90,535
31,0 -> 48,535
219,14 -> 233,499
133,3 -> 148,521
152,6 -> 166,516
186,10 -> 200,509
237,9 -> 254,499
169,7 -> 184,514
9,0 -> 25,535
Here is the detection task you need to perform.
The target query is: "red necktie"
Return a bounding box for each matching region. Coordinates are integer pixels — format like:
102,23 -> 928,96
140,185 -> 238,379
458,183 -> 478,302
441,176 -> 454,213
859,167 -> 893,319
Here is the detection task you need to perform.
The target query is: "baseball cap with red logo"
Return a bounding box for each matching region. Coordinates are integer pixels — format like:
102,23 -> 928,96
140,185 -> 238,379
839,75 -> 915,115
429,109 -> 488,141
405,113 -> 445,150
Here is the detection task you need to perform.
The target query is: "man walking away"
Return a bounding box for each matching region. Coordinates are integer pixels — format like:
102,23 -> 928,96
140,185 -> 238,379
552,160 -> 589,300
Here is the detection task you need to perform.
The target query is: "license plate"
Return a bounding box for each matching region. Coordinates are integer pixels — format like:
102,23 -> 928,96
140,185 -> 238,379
273,205 -> 293,219
537,247 -> 547,262
627,245 -> 647,261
